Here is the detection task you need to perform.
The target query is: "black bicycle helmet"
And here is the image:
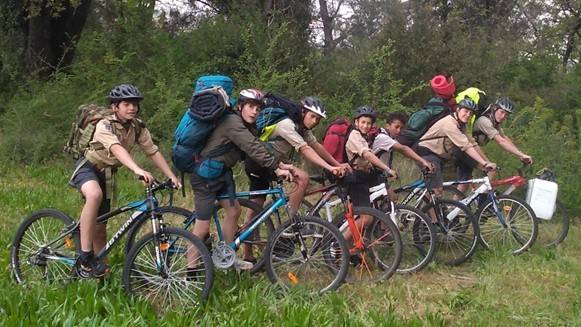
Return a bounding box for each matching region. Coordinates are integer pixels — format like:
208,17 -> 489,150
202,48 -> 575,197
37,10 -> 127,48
457,98 -> 478,112
302,96 -> 327,119
495,97 -> 515,114
354,106 -> 377,120
108,84 -> 144,103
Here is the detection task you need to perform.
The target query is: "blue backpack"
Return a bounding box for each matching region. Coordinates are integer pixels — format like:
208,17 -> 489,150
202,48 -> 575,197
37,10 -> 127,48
172,75 -> 234,174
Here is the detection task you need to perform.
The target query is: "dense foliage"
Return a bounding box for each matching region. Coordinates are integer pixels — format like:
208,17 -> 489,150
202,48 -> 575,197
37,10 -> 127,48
0,0 -> 579,213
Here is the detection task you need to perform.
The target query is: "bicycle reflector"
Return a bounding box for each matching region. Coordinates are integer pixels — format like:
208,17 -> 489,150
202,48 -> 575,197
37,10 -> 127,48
287,272 -> 299,285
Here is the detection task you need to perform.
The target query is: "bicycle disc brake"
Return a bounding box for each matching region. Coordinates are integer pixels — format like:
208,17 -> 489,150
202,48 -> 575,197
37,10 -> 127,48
212,242 -> 236,269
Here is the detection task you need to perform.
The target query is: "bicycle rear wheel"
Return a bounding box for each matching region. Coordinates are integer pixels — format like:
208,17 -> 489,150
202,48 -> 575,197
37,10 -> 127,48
379,204 -> 436,273
536,200 -> 569,247
11,209 -> 79,285
123,227 -> 213,310
265,216 -> 349,293
424,200 -> 479,266
476,194 -> 538,255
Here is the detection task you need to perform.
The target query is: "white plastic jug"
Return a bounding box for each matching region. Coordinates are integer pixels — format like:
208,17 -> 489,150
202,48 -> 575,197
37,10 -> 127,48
526,179 -> 558,220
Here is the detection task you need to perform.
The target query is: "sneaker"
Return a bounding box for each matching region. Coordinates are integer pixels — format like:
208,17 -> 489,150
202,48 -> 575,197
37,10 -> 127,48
233,258 -> 254,271
330,241 -> 342,260
78,258 -> 110,279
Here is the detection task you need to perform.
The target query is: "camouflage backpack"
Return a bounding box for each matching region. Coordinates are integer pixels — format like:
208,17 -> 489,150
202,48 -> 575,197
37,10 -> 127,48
64,104 -> 143,159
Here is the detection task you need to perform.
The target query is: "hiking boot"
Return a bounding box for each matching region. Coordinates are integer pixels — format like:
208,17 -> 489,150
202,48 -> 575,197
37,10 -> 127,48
77,257 -> 110,279
233,257 -> 254,271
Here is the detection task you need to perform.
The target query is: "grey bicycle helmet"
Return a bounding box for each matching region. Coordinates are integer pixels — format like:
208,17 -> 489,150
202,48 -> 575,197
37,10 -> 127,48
108,84 -> 144,103
354,106 -> 377,120
457,98 -> 478,112
302,96 -> 327,119
495,97 -> 514,114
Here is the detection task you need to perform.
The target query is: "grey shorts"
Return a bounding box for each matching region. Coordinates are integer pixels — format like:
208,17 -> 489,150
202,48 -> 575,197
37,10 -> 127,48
69,158 -> 111,217
191,169 -> 237,220
416,150 -> 444,190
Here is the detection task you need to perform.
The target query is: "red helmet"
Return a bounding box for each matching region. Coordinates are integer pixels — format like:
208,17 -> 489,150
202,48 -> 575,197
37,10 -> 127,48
430,75 -> 456,98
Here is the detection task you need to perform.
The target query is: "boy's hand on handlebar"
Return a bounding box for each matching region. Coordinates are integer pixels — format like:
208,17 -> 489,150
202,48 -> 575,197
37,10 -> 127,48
520,154 -> 533,165
339,163 -> 353,174
135,169 -> 155,184
422,161 -> 435,173
483,162 -> 497,172
169,175 -> 182,189
385,168 -> 398,179
275,168 -> 294,182
328,166 -> 344,177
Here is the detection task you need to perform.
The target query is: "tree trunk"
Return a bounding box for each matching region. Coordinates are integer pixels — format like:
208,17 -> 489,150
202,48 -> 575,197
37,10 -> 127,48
24,0 -> 92,79
562,19 -> 581,69
319,0 -> 335,54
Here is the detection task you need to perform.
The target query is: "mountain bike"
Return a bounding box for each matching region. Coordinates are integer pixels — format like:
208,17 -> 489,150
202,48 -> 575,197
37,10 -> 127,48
11,179 -> 213,310
299,174 -> 403,282
398,172 -> 537,255
444,166 -> 568,247
302,174 -> 433,274
394,176 -> 479,265
126,178 -> 350,293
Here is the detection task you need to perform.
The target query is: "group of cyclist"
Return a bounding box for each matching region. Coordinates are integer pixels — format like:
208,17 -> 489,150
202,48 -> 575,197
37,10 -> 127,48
70,74 -> 533,277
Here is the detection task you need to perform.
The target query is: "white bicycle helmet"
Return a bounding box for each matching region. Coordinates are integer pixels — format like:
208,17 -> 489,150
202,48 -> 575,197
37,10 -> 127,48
302,96 -> 327,119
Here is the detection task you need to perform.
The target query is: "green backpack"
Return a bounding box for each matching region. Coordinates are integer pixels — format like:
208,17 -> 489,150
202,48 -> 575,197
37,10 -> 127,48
64,104 -> 143,160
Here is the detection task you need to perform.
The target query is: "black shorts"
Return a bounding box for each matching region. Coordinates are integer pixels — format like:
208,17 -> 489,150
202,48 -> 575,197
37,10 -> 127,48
244,158 -> 276,199
69,158 -> 111,217
453,149 -> 478,181
191,169 -> 237,220
344,170 -> 382,207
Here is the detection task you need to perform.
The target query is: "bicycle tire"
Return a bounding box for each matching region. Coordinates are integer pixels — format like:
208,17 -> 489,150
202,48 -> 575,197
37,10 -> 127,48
123,227 -> 213,310
332,207 -> 402,283
265,216 -> 349,293
536,200 -> 569,247
378,203 -> 437,273
11,209 -> 79,284
423,199 -> 479,266
475,194 -> 538,255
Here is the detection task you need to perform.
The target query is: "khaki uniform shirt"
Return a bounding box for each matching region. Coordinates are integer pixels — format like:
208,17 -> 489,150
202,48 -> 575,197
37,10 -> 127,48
346,129 -> 373,171
473,116 -> 505,146
418,115 -> 476,161
267,118 -> 318,163
85,115 -> 159,169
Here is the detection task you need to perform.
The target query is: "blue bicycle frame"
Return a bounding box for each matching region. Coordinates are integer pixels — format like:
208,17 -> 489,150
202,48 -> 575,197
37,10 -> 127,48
182,184 -> 290,251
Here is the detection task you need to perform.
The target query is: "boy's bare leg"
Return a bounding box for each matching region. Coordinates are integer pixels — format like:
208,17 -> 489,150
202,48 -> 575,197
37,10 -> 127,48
79,181 -> 102,252
242,197 -> 266,261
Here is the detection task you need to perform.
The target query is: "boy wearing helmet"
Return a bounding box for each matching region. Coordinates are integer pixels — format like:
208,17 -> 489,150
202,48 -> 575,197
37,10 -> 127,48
244,96 -> 348,220
341,106 -> 397,239
473,97 -> 533,164
416,99 -> 496,207
190,88 -> 295,270
69,84 -> 181,278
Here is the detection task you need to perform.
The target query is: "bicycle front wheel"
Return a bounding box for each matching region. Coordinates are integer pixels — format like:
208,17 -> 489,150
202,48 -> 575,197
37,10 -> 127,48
265,216 -> 349,293
380,204 -> 436,273
344,207 -> 402,283
536,200 -> 569,247
11,209 -> 79,285
476,194 -> 538,255
125,206 -> 192,255
424,200 -> 479,266
123,227 -> 213,310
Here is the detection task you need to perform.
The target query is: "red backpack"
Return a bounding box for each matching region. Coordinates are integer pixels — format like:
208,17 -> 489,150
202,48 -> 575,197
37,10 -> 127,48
322,118 -> 352,163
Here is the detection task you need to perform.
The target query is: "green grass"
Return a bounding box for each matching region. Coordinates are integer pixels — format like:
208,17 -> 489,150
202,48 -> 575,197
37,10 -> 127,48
0,161 -> 579,326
